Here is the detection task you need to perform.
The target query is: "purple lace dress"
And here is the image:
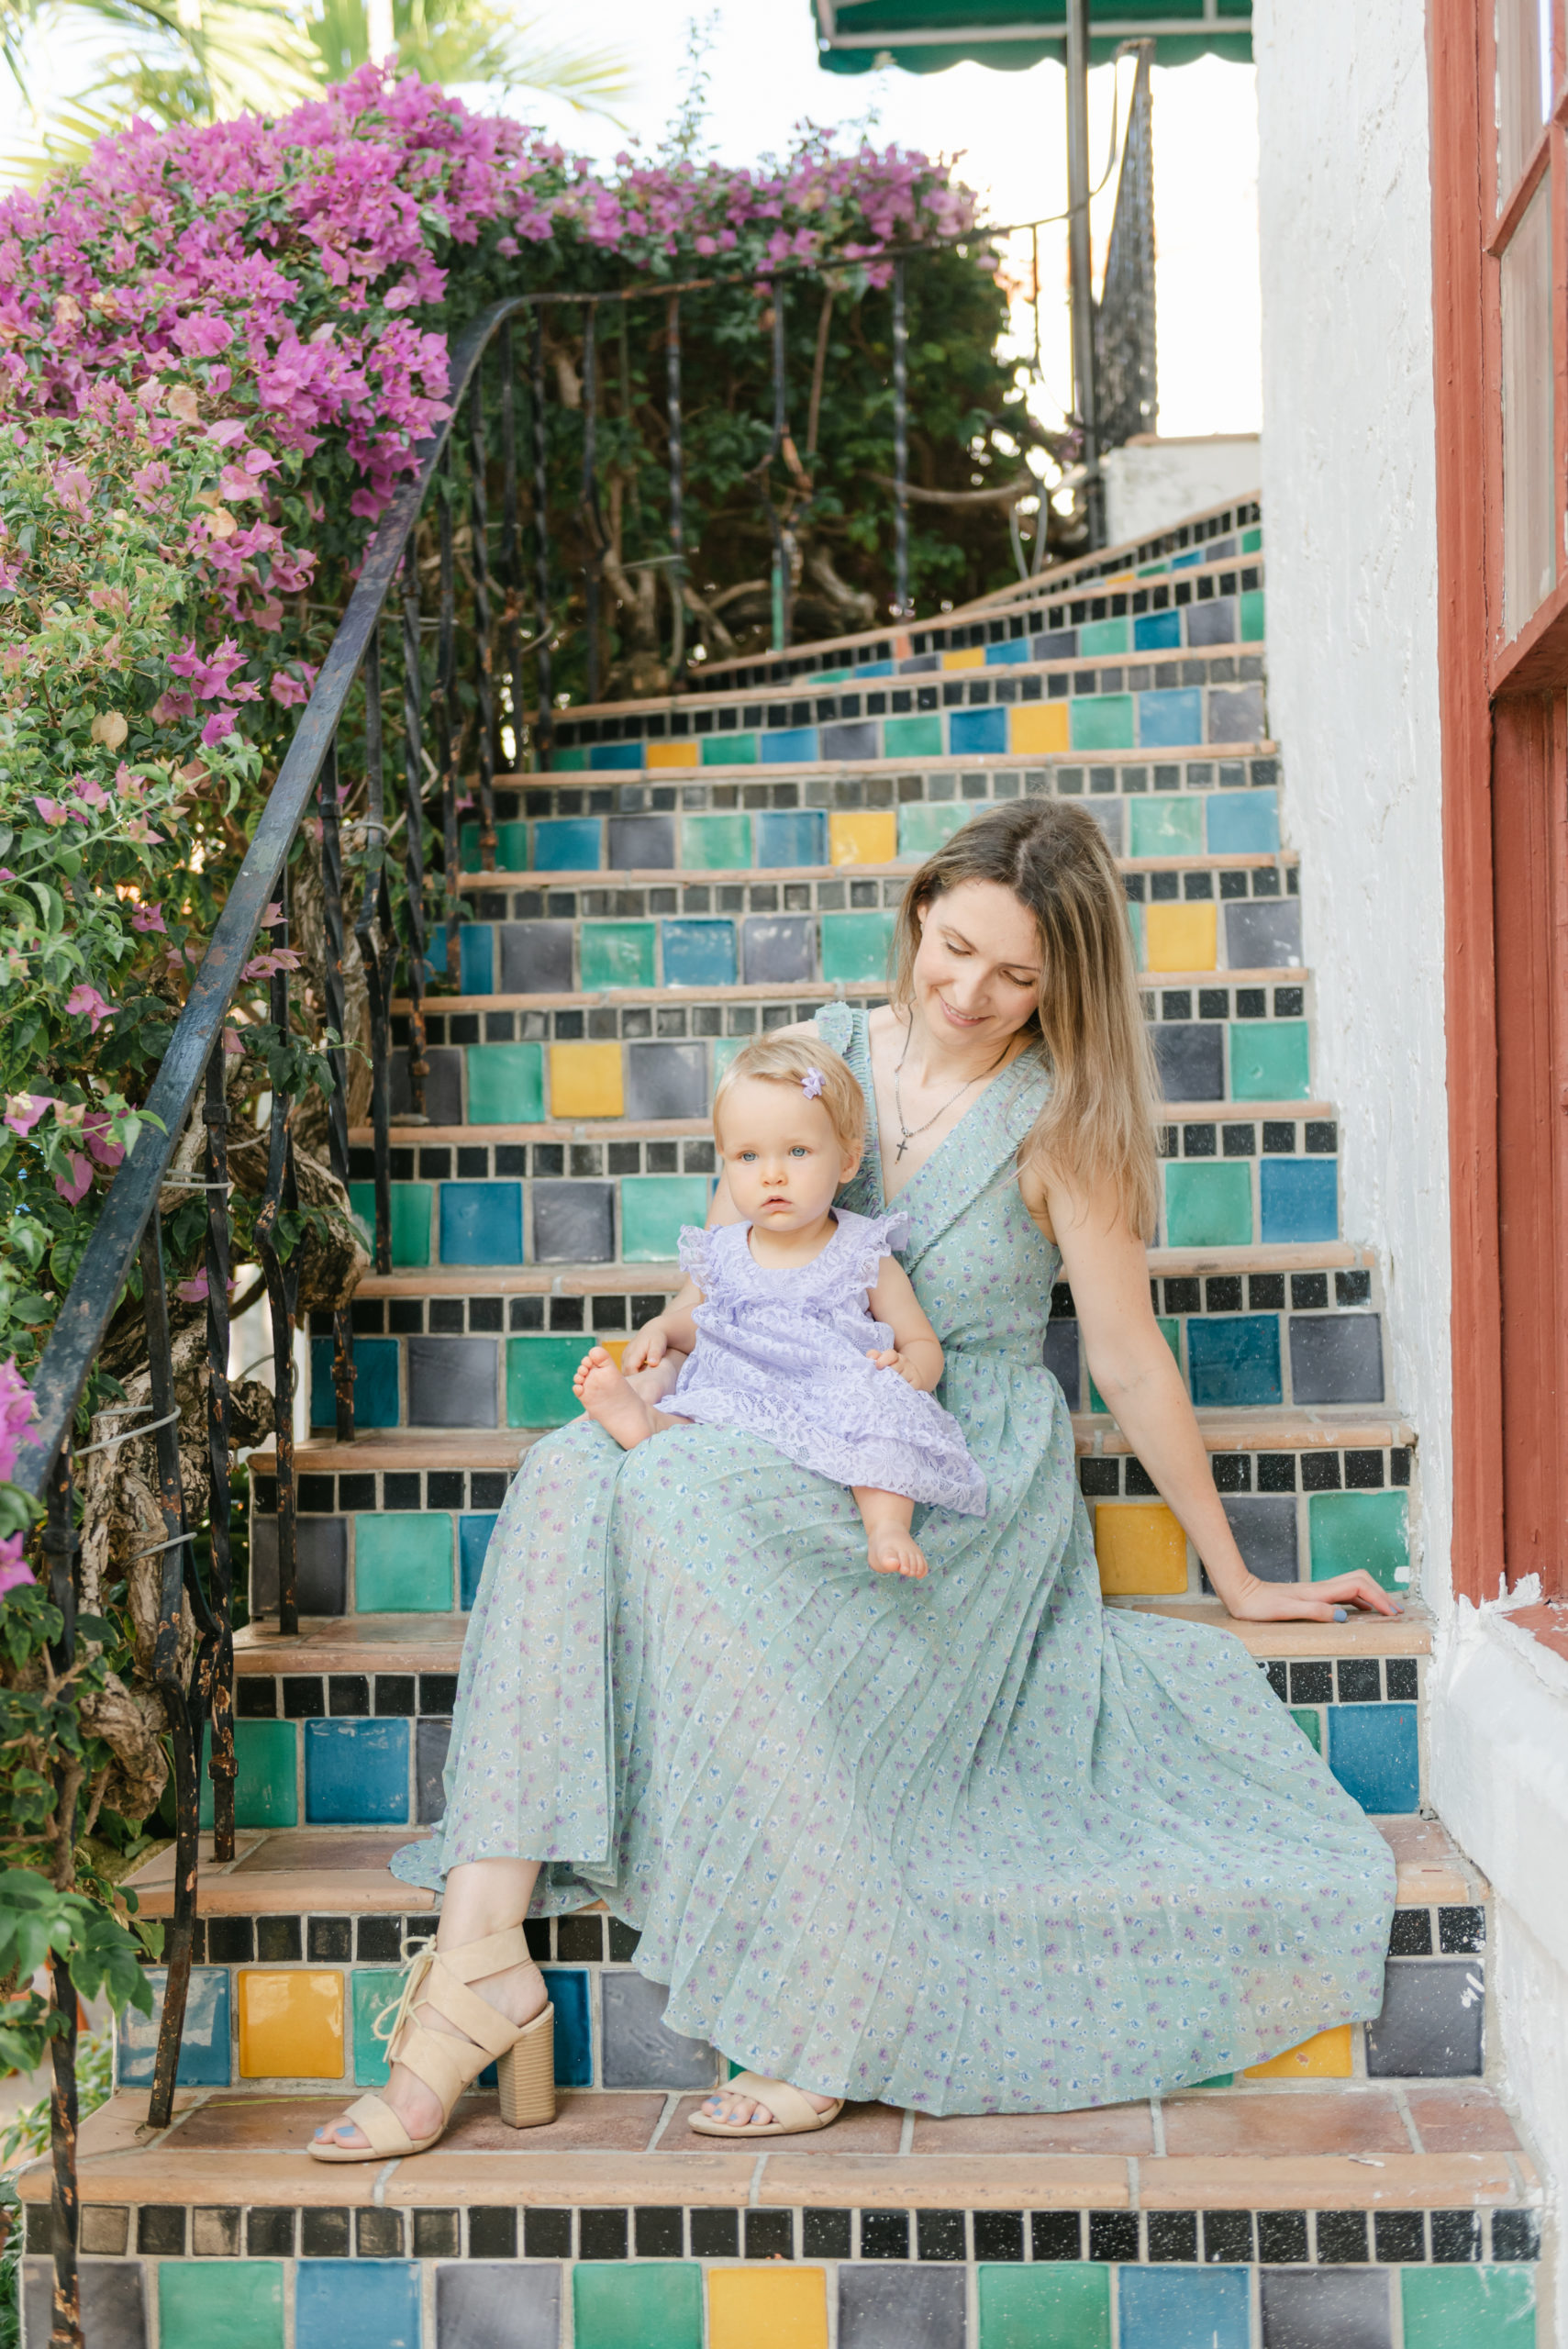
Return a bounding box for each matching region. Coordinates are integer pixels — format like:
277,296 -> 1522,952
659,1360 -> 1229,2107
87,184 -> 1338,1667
665,1210 -> 986,1514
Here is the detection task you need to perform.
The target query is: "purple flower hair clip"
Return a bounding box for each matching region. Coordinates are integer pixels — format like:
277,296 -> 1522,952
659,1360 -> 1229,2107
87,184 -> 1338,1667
801,1066 -> 826,1100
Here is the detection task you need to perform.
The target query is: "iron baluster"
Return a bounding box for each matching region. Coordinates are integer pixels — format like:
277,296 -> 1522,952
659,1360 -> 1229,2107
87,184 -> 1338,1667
254,889 -> 301,1639
317,738 -> 356,1444
354,629 -> 396,1277
400,540 -> 428,1123
470,369 -> 496,870
42,1455 -> 80,2349
665,293 -> 686,684
761,287 -> 791,651
580,303 -> 606,703
436,451 -> 460,977
202,1049 -> 236,1860
499,318 -> 526,774
892,259 -> 910,619
530,310 -> 552,771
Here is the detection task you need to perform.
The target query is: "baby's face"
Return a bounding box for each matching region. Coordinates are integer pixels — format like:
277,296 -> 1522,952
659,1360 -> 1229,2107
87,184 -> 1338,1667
717,1079 -> 859,1231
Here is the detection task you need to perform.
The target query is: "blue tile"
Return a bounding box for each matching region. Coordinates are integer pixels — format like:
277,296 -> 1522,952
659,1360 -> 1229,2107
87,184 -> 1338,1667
1138,686 -> 1205,747
858,661 -> 894,677
1119,2267 -> 1251,2349
1261,1157 -> 1339,1241
439,1183 -> 523,1266
756,808 -> 827,866
1186,1315 -> 1283,1408
1134,608 -> 1184,651
117,1966 -> 230,2087
458,924 -> 494,995
1327,1704 -> 1419,1813
305,1719 -> 410,1825
295,2263 -> 421,2349
460,1513 -> 497,1609
311,1337 -> 399,1431
1207,786 -> 1279,854
532,817 -> 601,871
661,918 -> 737,988
587,742 -> 642,771
983,638 -> 1028,665
761,726 -> 818,763
950,707 -> 1007,755
543,1966 -> 594,2086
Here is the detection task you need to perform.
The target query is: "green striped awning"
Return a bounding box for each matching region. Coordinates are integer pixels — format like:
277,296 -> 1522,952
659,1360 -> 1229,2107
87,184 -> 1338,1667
813,0 -> 1251,70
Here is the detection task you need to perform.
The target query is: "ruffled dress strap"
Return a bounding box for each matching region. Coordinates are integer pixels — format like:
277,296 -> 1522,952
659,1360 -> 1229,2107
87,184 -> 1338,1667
677,1221 -> 730,1299
837,1206 -> 912,1287
814,997 -> 857,1058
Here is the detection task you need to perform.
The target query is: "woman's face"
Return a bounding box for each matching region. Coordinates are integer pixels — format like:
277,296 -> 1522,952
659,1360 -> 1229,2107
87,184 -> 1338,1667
912,881 -> 1043,1050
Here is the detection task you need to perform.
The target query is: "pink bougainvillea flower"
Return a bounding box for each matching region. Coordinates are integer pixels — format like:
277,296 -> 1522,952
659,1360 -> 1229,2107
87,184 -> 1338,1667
168,634 -> 250,700
64,982 -> 114,1030
0,1359 -> 36,1487
54,1152 -> 93,1205
269,669 -> 310,707
131,902 -> 167,932
4,1093 -> 51,1136
0,1532 -> 33,1598
174,1269 -> 209,1303
75,775 -> 109,810
221,1028 -> 245,1055
32,796 -> 67,826
200,708 -> 239,746
242,945 -> 303,979
82,1111 -> 125,1169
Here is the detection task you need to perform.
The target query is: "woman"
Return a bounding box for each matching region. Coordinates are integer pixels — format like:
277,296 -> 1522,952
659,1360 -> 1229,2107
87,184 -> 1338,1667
309,798 -> 1396,2158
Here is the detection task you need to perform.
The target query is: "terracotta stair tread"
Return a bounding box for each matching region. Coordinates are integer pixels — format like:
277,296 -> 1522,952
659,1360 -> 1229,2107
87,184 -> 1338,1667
392,966 -> 1308,1015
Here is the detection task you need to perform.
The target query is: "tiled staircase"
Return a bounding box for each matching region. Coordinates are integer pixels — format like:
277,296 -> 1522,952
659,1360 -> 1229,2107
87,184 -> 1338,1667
18,501 -> 1551,2349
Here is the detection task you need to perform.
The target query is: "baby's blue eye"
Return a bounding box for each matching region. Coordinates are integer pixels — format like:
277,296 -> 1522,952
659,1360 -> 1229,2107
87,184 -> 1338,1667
790,1146 -> 808,1157
739,1150 -> 757,1161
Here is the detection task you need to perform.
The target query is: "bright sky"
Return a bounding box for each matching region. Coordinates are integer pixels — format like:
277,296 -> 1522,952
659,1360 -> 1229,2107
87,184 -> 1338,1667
3,1 -> 1262,438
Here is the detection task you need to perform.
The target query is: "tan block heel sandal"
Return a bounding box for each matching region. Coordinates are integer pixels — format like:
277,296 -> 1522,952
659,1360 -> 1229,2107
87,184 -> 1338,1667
308,1925 -> 554,2161
687,2070 -> 845,2139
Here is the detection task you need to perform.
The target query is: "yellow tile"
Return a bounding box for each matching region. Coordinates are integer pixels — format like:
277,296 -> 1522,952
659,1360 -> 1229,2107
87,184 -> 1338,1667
1145,901 -> 1218,972
599,1340 -> 627,1367
1009,702 -> 1070,755
941,646 -> 986,670
1094,1502 -> 1189,1596
549,1042 -> 624,1119
647,740 -> 696,768
238,1969 -> 343,2079
1245,2025 -> 1355,2080
708,2267 -> 828,2349
828,810 -> 897,868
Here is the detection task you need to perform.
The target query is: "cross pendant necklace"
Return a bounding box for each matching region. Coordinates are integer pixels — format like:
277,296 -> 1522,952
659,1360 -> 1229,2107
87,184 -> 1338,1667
891,1019 -> 993,1161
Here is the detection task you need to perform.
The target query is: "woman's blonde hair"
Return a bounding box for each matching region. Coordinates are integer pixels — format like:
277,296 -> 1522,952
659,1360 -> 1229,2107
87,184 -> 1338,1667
712,1032 -> 866,1164
889,800 -> 1161,1236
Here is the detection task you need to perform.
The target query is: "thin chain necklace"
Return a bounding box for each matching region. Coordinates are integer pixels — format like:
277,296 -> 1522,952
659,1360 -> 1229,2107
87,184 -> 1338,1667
891,1016 -> 1004,1161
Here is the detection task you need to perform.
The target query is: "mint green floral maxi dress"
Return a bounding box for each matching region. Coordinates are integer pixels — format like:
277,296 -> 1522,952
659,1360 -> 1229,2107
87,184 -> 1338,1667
395,1004 -> 1395,2112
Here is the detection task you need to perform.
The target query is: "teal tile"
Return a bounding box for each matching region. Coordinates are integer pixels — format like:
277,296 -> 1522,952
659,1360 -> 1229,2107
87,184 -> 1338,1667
161,2263 -> 284,2349
1240,586 -> 1266,641
621,1174 -> 709,1262
348,1182 -> 432,1268
1070,694 -> 1135,751
711,1037 -> 746,1087
682,812 -> 751,868
1308,1490 -> 1409,1590
1129,796 -> 1203,856
495,820 -> 530,871
821,908 -> 895,985
465,1043 -> 544,1123
199,1719 -> 297,1831
1240,526 -> 1262,554
1229,1019 -> 1311,1101
884,714 -> 943,759
1292,1707 -> 1323,1752
898,802 -> 971,859
977,2263 -> 1110,2347
1127,899 -> 1146,965
351,1966 -> 405,2087
533,817 -> 601,871
1091,1317 -> 1178,1413
1079,617 -> 1129,656
550,745 -> 588,772
573,2265 -> 702,2349
355,1511 -> 453,1612
1163,1160 -> 1253,1246
702,733 -> 755,765
506,1333 -> 595,1427
1206,786 -> 1278,853
581,921 -> 656,991
1402,2266 -> 1535,2348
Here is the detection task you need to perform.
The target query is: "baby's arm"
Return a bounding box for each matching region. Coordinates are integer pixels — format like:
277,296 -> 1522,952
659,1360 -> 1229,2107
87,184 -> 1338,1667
622,1284 -> 701,1372
865,1257 -> 944,1392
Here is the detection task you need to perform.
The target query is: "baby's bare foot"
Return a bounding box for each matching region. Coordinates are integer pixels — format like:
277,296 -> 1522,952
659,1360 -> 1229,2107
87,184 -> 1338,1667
867,1525 -> 928,1579
573,1346 -> 662,1450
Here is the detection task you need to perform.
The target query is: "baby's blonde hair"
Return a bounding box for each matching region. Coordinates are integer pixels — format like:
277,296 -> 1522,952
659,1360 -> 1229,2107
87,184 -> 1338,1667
712,1032 -> 865,1163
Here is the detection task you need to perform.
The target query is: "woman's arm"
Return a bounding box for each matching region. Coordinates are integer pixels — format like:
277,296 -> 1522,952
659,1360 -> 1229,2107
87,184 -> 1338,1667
1044,1170 -> 1398,1624
865,1257 -> 944,1392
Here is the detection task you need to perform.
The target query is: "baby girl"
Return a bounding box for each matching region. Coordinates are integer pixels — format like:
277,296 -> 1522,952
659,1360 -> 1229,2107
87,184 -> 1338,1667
571,1031 -> 986,1579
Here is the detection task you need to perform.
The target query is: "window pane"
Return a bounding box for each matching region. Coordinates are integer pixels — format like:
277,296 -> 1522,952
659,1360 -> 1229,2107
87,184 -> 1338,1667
1497,0 -> 1554,195
1501,180 -> 1557,637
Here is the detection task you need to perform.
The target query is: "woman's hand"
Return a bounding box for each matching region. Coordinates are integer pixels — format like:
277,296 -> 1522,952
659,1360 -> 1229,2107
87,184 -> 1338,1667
1218,1568 -> 1401,1624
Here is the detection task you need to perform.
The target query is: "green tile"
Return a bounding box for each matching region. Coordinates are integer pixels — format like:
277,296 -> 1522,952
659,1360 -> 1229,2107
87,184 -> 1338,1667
702,733 -> 755,765
581,921 -> 656,992
460,819 -> 481,874
1127,899 -> 1146,966
1240,525 -> 1262,554
465,1042 -> 544,1124
711,1037 -> 746,1090
1308,1490 -> 1409,1590
1070,694 -> 1135,751
821,908 -> 895,985
458,819 -> 528,872
1229,1020 -> 1311,1102
1240,587 -> 1266,642
355,1511 -> 453,1611
682,812 -> 752,868
349,1182 -> 432,1268
574,2266 -> 703,2349
200,1720 -> 297,1831
884,714 -> 944,759
1402,2267 -> 1536,2349
160,2262 -> 284,2349
1091,1318 -> 1178,1413
351,1966 -> 405,2087
977,2263 -> 1111,2348
1291,1707 -> 1323,1752
898,802 -> 972,860
1163,1161 -> 1253,1246
506,1333 -> 595,1427
1079,617 -> 1129,656
621,1174 -> 710,1262
1193,2072 -> 1234,2087
1129,796 -> 1202,857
